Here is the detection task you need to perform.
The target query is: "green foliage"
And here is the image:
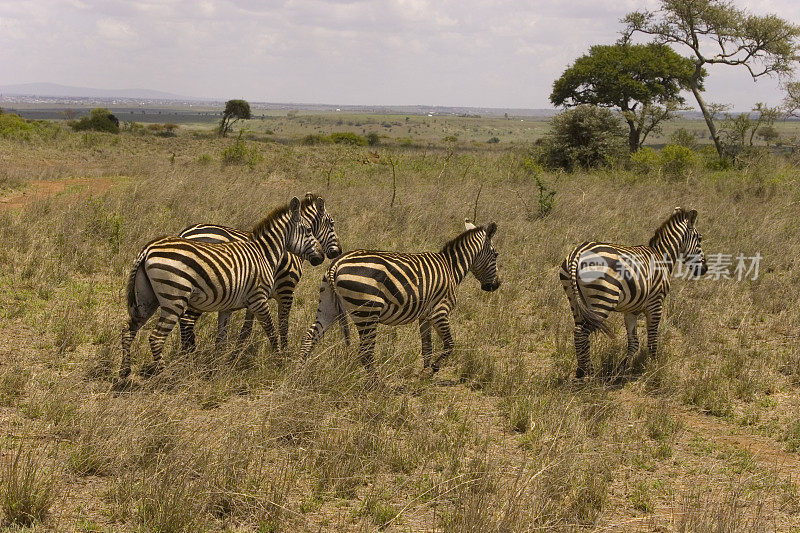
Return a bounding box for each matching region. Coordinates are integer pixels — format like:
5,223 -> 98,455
329,132 -> 367,146
0,113 -> 58,141
551,43 -> 697,152
301,134 -> 329,145
670,128 -> 699,149
71,108 -> 120,134
221,131 -> 263,168
522,158 -> 556,218
487,136 -> 500,144
623,0 -> 800,158
551,43 -> 697,110
629,146 -> 661,174
0,112 -> 35,140
218,99 -> 252,137
366,132 -> 381,146
535,105 -> 627,171
660,144 -> 698,179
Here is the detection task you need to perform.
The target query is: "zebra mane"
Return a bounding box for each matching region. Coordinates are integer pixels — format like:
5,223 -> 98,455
251,202 -> 294,238
440,227 -> 483,254
648,209 -> 687,248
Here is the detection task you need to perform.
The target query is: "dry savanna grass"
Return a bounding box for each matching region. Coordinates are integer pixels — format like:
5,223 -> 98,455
1,120 -> 800,531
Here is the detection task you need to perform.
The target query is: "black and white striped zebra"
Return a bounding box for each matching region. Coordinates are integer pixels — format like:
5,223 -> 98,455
120,196 -> 324,379
559,207 -> 707,378
300,220 -> 500,374
175,194 -> 341,352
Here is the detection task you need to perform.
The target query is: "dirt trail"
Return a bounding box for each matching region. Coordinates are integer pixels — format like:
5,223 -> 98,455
617,388 -> 800,479
0,177 -> 117,211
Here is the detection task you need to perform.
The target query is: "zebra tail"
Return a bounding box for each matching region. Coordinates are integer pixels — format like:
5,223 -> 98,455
326,273 -> 351,344
568,254 -> 615,338
126,247 -> 152,320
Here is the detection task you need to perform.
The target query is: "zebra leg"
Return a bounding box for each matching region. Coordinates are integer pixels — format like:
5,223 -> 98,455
430,314 -> 454,372
419,319 -> 433,369
300,279 -> 345,360
233,310 -> 256,356
179,310 -> 201,353
619,313 -> 640,377
574,324 -> 593,379
247,295 -> 279,353
276,292 -> 293,351
259,307 -> 280,352
120,315 -> 148,379
339,313 -> 352,347
355,321 -> 379,376
143,306 -> 184,377
215,310 -> 232,353
645,303 -> 663,360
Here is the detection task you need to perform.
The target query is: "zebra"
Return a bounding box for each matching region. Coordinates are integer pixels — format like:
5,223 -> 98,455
175,193 -> 341,353
120,196 -> 324,379
300,219 -> 500,374
559,207 -> 708,379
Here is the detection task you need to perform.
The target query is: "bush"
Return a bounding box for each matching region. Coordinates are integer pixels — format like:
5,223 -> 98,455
0,113 -> 36,140
301,134 -> 329,145
366,132 -> 381,146
535,105 -> 627,171
71,108 -> 120,134
329,132 -> 367,146
629,146 -> 661,174
221,131 -> 263,168
659,144 -> 697,179
669,128 -> 699,149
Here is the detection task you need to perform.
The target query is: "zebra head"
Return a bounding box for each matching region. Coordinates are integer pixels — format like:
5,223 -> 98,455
677,208 -> 708,277
302,193 -> 342,259
287,197 -> 325,266
465,219 -> 501,292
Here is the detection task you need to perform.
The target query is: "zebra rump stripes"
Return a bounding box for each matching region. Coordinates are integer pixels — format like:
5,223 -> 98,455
560,207 -> 707,378
176,193 -> 341,352
300,219 -> 500,373
119,196 -> 323,379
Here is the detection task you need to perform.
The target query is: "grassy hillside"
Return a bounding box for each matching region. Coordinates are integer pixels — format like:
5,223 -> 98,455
1,120 -> 800,531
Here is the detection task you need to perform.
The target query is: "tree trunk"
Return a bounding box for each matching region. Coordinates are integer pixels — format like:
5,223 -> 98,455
689,68 -> 723,158
625,118 -> 641,153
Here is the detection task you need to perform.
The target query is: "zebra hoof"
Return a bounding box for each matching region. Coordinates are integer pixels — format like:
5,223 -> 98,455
140,361 -> 163,378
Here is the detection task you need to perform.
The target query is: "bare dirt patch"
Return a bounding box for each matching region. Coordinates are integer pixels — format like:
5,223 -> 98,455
0,177 -> 117,211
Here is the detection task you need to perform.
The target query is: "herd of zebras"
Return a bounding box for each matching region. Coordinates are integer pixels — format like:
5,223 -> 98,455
120,193 -> 707,382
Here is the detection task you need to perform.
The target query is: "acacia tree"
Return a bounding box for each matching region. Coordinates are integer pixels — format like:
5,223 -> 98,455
622,0 -> 800,158
785,81 -> 800,117
551,43 -> 698,152
218,99 -> 251,137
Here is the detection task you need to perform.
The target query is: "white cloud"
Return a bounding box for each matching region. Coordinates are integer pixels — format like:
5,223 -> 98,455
0,0 -> 797,108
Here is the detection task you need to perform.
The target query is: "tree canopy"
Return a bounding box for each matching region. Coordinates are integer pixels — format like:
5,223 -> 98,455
622,0 -> 800,158
219,99 -> 252,137
551,43 -> 699,152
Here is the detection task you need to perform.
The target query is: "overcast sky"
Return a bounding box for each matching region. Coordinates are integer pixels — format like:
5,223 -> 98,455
1,0 -> 798,109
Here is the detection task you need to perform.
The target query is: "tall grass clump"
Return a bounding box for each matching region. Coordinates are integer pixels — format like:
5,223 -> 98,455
0,443 -> 57,527
221,131 -> 264,168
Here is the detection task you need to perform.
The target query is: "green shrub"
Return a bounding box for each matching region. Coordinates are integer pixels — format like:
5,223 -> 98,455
221,132 -> 263,168
629,147 -> 661,174
366,132 -> 381,146
329,132 -> 367,146
0,113 -> 36,140
71,108 -> 120,134
487,136 -> 500,144
300,134 -> 329,145
659,144 -> 697,179
535,105 -> 627,171
669,128 -> 699,149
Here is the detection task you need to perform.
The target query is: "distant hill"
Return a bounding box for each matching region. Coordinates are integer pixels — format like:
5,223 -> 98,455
0,82 -> 191,101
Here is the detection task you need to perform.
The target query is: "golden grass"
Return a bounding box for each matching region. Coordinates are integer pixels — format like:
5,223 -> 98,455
1,123 -> 799,530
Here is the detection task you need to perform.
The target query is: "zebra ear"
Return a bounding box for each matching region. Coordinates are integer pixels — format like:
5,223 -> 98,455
485,222 -> 497,240
289,196 -> 301,219
687,209 -> 698,225
315,196 -> 325,212
464,219 -> 477,230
